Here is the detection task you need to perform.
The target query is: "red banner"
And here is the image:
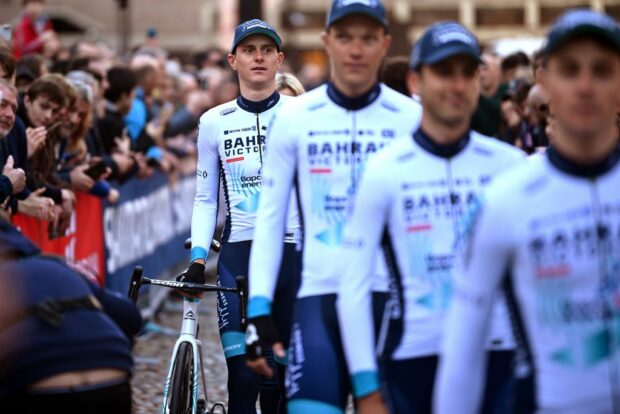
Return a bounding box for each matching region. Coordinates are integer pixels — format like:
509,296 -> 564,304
11,192 -> 106,285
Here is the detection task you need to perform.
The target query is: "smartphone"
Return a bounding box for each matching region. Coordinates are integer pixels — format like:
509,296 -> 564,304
84,161 -> 107,180
0,25 -> 11,43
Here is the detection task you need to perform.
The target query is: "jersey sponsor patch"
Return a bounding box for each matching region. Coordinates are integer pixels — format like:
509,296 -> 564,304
220,107 -> 237,116
226,156 -> 245,163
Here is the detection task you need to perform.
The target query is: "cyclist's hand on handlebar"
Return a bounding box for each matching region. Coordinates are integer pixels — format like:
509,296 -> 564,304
176,261 -> 206,298
245,315 -> 285,378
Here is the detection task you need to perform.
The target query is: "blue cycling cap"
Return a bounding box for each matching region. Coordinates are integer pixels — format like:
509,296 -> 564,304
410,21 -> 481,70
544,9 -> 620,56
231,19 -> 282,53
326,0 -> 388,30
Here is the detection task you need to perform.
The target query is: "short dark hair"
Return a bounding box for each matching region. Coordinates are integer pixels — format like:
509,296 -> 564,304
501,51 -> 531,73
379,56 -> 410,96
105,66 -> 137,103
0,46 -> 15,80
16,54 -> 45,79
26,75 -> 65,105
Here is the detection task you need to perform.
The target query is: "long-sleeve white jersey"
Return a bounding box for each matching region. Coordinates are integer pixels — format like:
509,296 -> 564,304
435,144 -> 620,414
336,129 -> 525,395
247,83 -> 422,315
190,92 -> 301,262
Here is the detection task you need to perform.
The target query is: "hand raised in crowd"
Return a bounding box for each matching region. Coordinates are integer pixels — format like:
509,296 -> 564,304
26,127 -> 47,158
111,153 -> 135,175
114,135 -> 132,156
17,188 -> 56,221
134,153 -> 153,179
158,150 -> 179,174
3,156 -> 26,194
53,189 -> 75,237
69,164 -> 95,192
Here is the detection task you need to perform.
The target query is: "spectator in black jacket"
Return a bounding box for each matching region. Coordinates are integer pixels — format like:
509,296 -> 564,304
0,80 -> 26,208
99,66 -> 151,180
0,218 -> 141,414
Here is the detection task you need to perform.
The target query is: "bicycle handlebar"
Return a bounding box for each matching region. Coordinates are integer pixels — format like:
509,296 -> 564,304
128,266 -> 248,311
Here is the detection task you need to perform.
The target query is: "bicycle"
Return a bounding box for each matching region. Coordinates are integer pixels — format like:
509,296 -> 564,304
128,239 -> 246,414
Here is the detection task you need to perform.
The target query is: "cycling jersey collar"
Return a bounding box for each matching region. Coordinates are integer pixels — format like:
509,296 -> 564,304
413,128 -> 470,159
326,82 -> 381,111
237,91 -> 281,114
547,143 -> 620,178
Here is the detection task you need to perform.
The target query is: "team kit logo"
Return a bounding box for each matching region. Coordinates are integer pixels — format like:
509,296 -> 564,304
307,129 -> 395,246
223,126 -> 267,213
526,205 -> 620,368
401,175 -> 488,312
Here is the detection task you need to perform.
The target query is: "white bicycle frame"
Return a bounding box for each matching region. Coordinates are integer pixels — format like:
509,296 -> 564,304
161,297 -> 210,414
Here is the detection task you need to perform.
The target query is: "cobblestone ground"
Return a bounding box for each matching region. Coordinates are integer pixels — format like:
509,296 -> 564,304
131,290 -> 230,414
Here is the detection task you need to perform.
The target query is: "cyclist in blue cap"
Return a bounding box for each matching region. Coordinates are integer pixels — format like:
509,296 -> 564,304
186,18 -> 301,414
436,9 -> 620,414
243,1 -> 422,413
337,20 -> 525,414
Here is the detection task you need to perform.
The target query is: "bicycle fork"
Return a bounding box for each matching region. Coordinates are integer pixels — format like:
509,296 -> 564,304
161,297 -> 203,414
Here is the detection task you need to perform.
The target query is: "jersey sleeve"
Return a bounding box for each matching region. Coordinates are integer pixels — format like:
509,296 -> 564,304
247,109 -> 298,317
434,184 -> 514,414
190,111 -> 220,262
336,155 -> 392,398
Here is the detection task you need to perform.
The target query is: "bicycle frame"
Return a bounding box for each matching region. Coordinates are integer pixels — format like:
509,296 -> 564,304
161,297 -> 203,414
128,266 -> 247,414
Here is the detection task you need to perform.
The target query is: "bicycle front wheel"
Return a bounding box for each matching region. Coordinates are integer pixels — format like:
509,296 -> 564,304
168,342 -> 195,414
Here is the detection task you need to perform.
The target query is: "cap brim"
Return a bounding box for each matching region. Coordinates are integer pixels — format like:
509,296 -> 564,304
232,28 -> 282,52
545,24 -> 620,55
327,5 -> 387,29
419,45 -> 482,68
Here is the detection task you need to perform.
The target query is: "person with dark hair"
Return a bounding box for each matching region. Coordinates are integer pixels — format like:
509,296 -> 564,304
14,75 -> 73,228
15,54 -> 47,91
19,75 -> 64,132
0,218 -> 141,414
499,80 -> 533,148
379,55 -> 411,96
471,49 -> 508,137
501,51 -> 532,84
98,66 -> 145,179
101,67 -> 136,154
0,47 -> 16,83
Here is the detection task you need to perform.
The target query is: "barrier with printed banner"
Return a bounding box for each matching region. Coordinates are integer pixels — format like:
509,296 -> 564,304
103,173 -> 195,293
12,173 -> 195,294
12,192 -> 106,285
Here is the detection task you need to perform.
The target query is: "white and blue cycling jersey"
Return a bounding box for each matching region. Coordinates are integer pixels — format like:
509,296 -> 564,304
247,83 -> 422,313
336,129 -> 524,396
190,91 -> 301,262
436,144 -> 620,414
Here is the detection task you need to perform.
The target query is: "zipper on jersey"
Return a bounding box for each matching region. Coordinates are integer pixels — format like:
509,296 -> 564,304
591,179 -> 620,413
351,111 -> 357,193
255,113 -> 264,169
